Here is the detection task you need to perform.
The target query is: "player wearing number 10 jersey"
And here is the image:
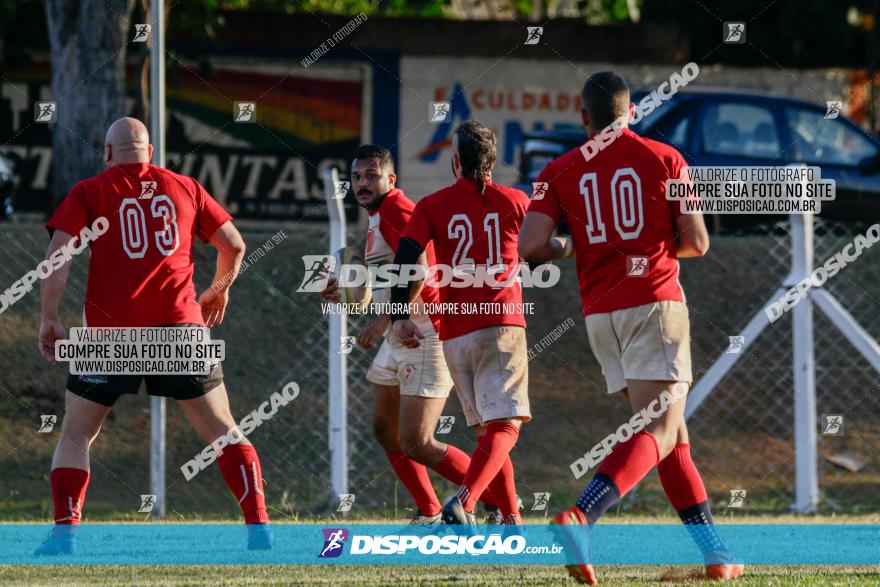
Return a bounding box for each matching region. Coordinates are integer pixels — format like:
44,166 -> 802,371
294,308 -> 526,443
392,120 -> 531,527
519,71 -> 742,583
35,118 -> 272,555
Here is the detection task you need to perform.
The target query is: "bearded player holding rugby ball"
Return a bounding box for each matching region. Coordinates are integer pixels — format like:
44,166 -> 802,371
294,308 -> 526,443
318,145 -> 502,524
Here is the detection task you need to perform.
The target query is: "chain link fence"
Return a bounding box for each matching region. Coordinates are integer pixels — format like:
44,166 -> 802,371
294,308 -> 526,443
0,218 -> 877,521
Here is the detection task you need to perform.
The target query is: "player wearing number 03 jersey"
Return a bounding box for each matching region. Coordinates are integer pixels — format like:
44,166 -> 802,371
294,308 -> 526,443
519,72 -> 742,583
392,120 -> 530,527
36,118 -> 272,555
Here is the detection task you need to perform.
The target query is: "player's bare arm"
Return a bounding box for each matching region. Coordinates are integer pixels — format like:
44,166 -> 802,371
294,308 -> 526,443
357,314 -> 389,349
318,275 -> 341,302
38,229 -> 76,363
518,211 -> 574,263
390,237 -> 426,349
675,213 -> 710,258
358,251 -> 427,349
200,221 -> 246,327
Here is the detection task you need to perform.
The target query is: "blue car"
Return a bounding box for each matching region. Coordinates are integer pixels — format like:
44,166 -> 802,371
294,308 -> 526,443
518,88 -> 880,232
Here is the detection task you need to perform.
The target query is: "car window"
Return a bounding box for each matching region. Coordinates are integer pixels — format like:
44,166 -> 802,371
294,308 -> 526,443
631,94 -> 681,135
526,154 -> 554,182
646,114 -> 691,151
785,107 -> 877,166
702,103 -> 781,158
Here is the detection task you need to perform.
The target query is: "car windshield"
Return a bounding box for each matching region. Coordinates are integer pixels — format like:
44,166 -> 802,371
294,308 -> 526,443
630,92 -> 681,134
785,107 -> 877,166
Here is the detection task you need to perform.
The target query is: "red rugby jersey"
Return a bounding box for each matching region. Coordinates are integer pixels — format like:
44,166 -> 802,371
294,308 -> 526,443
528,128 -> 686,316
46,162 -> 232,327
403,178 -> 530,340
365,188 -> 441,332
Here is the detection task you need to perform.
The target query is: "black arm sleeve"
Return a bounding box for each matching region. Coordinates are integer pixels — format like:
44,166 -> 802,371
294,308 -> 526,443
390,236 -> 425,322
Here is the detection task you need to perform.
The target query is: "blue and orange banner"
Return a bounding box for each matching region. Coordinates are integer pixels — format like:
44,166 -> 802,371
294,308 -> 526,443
2,524 -> 877,565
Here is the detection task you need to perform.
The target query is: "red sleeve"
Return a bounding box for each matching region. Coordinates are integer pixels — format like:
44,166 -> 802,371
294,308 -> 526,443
46,183 -> 89,238
514,188 -> 530,226
193,179 -> 233,242
667,151 -> 690,220
401,198 -> 434,249
526,164 -> 562,224
378,198 -> 413,252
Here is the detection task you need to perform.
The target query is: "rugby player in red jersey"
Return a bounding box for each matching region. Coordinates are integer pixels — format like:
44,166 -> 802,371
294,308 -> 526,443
318,145 -> 501,525
391,120 -> 531,526
518,71 -> 743,583
35,118 -> 272,554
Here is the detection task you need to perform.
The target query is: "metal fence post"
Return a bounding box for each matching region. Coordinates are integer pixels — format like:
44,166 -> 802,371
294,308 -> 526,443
323,168 -> 348,504
149,0 -> 167,519
789,212 -> 818,513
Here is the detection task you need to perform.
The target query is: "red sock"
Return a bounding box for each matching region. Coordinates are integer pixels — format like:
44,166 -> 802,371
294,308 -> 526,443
217,444 -> 269,524
486,456 -> 518,516
386,451 -> 441,516
457,422 -> 519,512
596,430 -> 660,497
51,468 -> 89,525
432,444 -> 497,507
657,443 -> 707,510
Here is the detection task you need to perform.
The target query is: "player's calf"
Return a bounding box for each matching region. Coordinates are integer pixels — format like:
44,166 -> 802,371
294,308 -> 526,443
50,467 -> 89,525
372,409 -> 400,453
398,424 -> 447,465
385,450 -> 441,517
456,421 -> 521,515
217,444 -> 269,525
658,443 -> 744,580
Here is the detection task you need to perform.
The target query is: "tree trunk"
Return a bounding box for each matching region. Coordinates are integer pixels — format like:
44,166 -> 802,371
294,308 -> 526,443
43,0 -> 136,212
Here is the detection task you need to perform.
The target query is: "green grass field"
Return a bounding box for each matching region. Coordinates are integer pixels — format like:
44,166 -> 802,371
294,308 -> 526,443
2,563 -> 878,586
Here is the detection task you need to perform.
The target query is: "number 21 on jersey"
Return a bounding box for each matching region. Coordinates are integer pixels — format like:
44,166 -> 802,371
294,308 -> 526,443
581,167 -> 644,243
447,212 -> 503,271
119,196 -> 180,259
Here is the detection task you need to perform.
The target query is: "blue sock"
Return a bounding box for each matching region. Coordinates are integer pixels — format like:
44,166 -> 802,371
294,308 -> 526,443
575,473 -> 620,525
678,502 -> 732,563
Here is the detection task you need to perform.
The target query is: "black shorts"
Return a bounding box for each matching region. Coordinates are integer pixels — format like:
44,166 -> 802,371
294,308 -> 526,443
65,323 -> 224,407
66,363 -> 224,407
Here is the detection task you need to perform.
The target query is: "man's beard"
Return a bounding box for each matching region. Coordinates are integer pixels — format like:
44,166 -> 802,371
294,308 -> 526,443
358,189 -> 389,211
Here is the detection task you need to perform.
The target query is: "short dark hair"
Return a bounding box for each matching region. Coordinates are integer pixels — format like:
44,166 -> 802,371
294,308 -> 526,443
454,119 -> 496,193
352,144 -> 395,171
581,71 -> 630,130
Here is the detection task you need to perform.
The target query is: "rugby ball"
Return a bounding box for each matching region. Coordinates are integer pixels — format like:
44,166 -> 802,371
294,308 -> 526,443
334,246 -> 372,313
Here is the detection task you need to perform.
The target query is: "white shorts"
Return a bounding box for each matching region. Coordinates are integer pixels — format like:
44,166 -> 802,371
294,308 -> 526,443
585,300 -> 693,394
366,319 -> 453,398
442,325 -> 531,427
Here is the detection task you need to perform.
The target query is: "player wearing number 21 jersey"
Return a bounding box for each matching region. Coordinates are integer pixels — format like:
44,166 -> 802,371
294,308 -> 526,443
392,120 -> 530,527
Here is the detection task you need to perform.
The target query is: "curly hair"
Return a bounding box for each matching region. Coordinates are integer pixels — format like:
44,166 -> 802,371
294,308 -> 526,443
454,119 -> 496,193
